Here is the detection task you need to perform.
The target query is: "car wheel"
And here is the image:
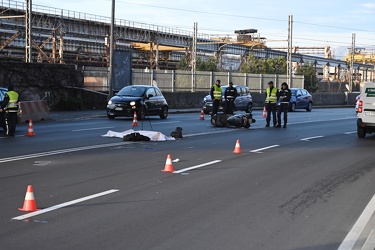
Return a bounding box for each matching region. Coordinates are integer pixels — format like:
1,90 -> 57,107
159,106 -> 168,119
290,102 -> 296,112
357,126 -> 366,138
245,103 -> 253,113
306,102 -> 313,112
107,115 -> 115,119
138,106 -> 146,120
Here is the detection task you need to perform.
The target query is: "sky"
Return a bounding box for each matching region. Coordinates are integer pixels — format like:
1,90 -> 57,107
31,0 -> 375,59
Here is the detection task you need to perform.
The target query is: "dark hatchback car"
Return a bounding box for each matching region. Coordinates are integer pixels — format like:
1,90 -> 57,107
0,87 -> 7,131
288,88 -> 313,112
202,85 -> 253,114
107,85 -> 168,120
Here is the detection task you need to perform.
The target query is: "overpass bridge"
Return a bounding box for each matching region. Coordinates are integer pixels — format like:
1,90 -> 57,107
0,0 -> 374,81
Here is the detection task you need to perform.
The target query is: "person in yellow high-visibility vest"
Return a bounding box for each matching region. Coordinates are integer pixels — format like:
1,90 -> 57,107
210,79 -> 222,116
264,81 -> 278,127
0,84 -> 19,136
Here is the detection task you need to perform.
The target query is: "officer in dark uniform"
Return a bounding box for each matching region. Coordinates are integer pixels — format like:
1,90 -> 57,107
0,84 -> 20,136
224,82 -> 238,114
276,82 -> 292,128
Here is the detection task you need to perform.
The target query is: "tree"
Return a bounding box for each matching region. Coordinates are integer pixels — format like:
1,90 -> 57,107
295,62 -> 318,92
240,55 -> 287,74
176,57 -> 189,70
176,56 -> 217,71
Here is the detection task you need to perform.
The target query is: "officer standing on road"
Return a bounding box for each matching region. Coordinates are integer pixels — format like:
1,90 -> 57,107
210,79 -> 222,116
0,84 -> 20,136
265,81 -> 278,127
224,81 -> 237,114
276,82 -> 291,128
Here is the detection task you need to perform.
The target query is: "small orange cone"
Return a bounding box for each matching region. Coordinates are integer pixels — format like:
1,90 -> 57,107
199,108 -> 205,120
18,185 -> 40,212
25,119 -> 36,136
162,154 -> 174,172
233,139 -> 242,154
132,111 -> 138,127
262,106 -> 267,118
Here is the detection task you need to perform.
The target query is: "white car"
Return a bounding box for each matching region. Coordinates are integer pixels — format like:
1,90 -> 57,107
356,82 -> 375,138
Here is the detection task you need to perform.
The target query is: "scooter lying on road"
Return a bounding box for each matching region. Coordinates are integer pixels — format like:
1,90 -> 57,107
210,112 -> 256,128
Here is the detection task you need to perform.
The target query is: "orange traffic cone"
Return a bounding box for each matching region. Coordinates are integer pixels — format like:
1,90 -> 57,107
18,185 -> 40,212
262,106 -> 267,118
25,119 -> 36,136
199,108 -> 205,120
233,139 -> 242,154
162,154 -> 174,172
132,111 -> 138,127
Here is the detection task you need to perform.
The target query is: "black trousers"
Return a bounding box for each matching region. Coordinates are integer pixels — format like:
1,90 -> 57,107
277,103 -> 289,126
212,99 -> 220,115
266,102 -> 277,126
5,112 -> 18,136
225,99 -> 235,114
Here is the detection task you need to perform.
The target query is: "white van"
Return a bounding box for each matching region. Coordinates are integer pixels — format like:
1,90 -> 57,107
357,82 -> 375,138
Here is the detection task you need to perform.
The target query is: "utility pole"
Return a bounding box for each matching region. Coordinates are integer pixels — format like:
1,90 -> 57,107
191,22 -> 197,92
349,33 -> 355,93
108,0 -> 115,99
25,0 -> 32,62
287,15 -> 293,87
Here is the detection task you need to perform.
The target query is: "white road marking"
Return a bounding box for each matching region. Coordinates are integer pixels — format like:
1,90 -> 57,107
12,189 -> 119,221
344,131 -> 356,134
72,126 -> 114,132
151,121 -> 181,125
338,194 -> 375,250
300,136 -> 324,141
0,142 -> 128,163
250,145 -> 280,153
173,160 -> 222,174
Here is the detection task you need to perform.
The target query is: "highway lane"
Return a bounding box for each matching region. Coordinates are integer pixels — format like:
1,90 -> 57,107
1,108 -> 375,249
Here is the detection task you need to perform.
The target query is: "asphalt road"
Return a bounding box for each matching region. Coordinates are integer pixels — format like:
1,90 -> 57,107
1,108 -> 375,250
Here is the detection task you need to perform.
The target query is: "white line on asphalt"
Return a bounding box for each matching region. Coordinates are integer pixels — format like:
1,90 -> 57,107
12,189 -> 119,221
151,121 -> 181,125
72,126 -> 114,132
344,131 -> 356,134
300,136 -> 324,141
338,194 -> 375,250
0,142 -> 128,163
173,160 -> 222,174
250,145 -> 280,153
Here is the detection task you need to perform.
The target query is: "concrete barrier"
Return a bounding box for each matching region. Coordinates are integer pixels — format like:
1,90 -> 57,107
18,100 -> 50,123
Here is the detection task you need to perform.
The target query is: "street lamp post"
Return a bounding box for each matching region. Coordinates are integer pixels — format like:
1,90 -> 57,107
108,0 -> 115,100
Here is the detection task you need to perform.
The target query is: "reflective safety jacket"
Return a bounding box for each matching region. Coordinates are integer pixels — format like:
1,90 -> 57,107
265,87 -> 278,103
211,84 -> 222,101
3,90 -> 19,112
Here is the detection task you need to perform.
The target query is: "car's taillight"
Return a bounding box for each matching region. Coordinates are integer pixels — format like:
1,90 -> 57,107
358,100 -> 363,113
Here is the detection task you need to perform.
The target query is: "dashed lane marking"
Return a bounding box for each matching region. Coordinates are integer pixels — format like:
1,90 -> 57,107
0,142 -> 128,163
12,189 -> 119,221
173,160 -> 222,174
250,145 -> 280,153
300,136 -> 324,141
72,126 -> 114,132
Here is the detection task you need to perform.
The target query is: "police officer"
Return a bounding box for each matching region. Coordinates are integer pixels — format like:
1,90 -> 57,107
276,82 -> 292,128
265,81 -> 278,127
0,84 -> 20,136
210,79 -> 222,116
224,82 -> 237,114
